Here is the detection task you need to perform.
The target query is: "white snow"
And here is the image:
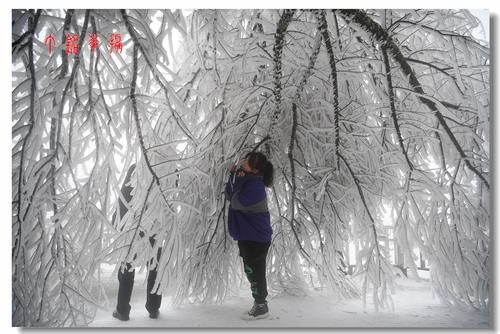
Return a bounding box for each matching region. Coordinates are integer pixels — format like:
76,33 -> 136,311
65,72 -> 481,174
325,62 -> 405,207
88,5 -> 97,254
90,269 -> 489,328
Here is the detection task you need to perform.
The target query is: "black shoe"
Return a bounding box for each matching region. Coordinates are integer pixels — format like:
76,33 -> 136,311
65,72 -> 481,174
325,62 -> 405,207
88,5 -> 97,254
112,309 -> 130,321
242,302 -> 269,320
149,310 -> 160,319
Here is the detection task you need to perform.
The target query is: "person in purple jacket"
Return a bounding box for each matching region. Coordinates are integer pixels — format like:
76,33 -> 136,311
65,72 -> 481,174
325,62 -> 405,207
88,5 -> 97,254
225,151 -> 274,320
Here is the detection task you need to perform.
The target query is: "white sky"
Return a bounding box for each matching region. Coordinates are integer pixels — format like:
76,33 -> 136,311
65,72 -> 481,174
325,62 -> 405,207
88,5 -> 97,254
469,9 -> 490,42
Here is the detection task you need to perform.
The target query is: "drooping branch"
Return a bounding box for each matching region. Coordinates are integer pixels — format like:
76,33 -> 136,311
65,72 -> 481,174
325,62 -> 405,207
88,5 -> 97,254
331,10 -> 343,51
58,9 -> 74,79
269,9 -> 296,137
338,153 -> 379,243
47,9 -> 74,227
121,9 -> 195,142
285,27 -> 322,260
87,15 -> 100,182
13,11 -> 38,268
129,43 -> 174,211
130,43 -> 154,179
404,57 -> 464,95
92,13 -> 112,125
338,152 -> 387,309
381,44 -> 414,171
12,10 -> 42,54
55,10 -> 90,149
337,9 -> 489,189
314,10 -> 341,169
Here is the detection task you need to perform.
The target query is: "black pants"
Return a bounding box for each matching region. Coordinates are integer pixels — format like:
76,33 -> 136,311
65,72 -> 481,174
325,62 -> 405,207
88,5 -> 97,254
116,236 -> 162,316
238,240 -> 271,304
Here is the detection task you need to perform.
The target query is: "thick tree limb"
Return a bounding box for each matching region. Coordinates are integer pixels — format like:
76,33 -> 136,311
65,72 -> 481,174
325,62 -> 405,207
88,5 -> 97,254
269,9 -> 296,135
381,44 -> 414,171
314,10 -> 341,169
14,12 -> 39,268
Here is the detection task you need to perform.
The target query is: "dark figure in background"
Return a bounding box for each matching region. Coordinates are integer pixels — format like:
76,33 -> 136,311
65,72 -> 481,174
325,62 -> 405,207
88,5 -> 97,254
111,164 -> 162,321
225,151 -> 274,320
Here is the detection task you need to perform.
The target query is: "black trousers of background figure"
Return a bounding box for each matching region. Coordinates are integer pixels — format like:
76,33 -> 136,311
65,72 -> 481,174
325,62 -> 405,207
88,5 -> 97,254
117,236 -> 162,316
237,240 -> 271,304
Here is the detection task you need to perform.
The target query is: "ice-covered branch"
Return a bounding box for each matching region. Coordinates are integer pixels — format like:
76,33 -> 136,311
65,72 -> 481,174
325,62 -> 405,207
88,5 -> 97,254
121,9 -> 195,142
12,9 -> 41,54
338,9 -> 489,189
13,10 -> 38,271
381,44 -> 413,171
269,9 -> 296,138
314,10 -> 341,169
130,43 -> 174,211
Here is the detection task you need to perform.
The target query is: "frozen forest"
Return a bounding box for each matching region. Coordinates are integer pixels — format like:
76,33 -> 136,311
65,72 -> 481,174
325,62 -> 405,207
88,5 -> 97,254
11,9 -> 490,327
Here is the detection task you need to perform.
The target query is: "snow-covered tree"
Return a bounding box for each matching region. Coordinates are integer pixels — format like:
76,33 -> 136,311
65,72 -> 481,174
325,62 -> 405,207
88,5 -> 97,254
12,9 -> 489,326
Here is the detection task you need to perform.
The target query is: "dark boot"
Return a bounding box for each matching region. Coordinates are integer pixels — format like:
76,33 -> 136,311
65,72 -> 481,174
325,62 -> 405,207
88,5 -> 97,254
242,302 -> 269,320
112,309 -> 130,321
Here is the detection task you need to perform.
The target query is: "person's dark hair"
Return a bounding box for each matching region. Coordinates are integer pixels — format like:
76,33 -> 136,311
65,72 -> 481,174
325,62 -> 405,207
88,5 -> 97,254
245,151 -> 274,187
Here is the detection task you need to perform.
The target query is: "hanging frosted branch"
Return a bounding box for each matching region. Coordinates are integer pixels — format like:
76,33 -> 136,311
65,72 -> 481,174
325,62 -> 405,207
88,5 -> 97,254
285,27 -> 322,259
338,9 -> 489,189
58,9 -> 74,78
12,9 -> 111,326
339,152 -> 393,311
12,9 -> 41,54
47,9 -> 74,229
314,9 -> 341,169
128,30 -> 176,213
121,9 -> 195,142
13,9 -> 39,274
269,9 -> 296,139
380,44 -> 413,171
56,10 -> 90,147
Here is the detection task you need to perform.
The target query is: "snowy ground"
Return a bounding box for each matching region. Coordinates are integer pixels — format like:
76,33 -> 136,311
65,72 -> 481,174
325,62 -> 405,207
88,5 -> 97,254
90,269 -> 490,328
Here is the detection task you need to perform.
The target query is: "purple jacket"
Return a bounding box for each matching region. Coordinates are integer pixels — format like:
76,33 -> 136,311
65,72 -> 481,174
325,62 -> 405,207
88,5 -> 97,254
225,172 -> 272,242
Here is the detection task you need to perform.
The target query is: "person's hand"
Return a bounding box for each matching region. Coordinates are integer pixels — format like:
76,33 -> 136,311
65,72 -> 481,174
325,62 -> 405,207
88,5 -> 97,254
230,165 -> 245,176
230,159 -> 244,173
